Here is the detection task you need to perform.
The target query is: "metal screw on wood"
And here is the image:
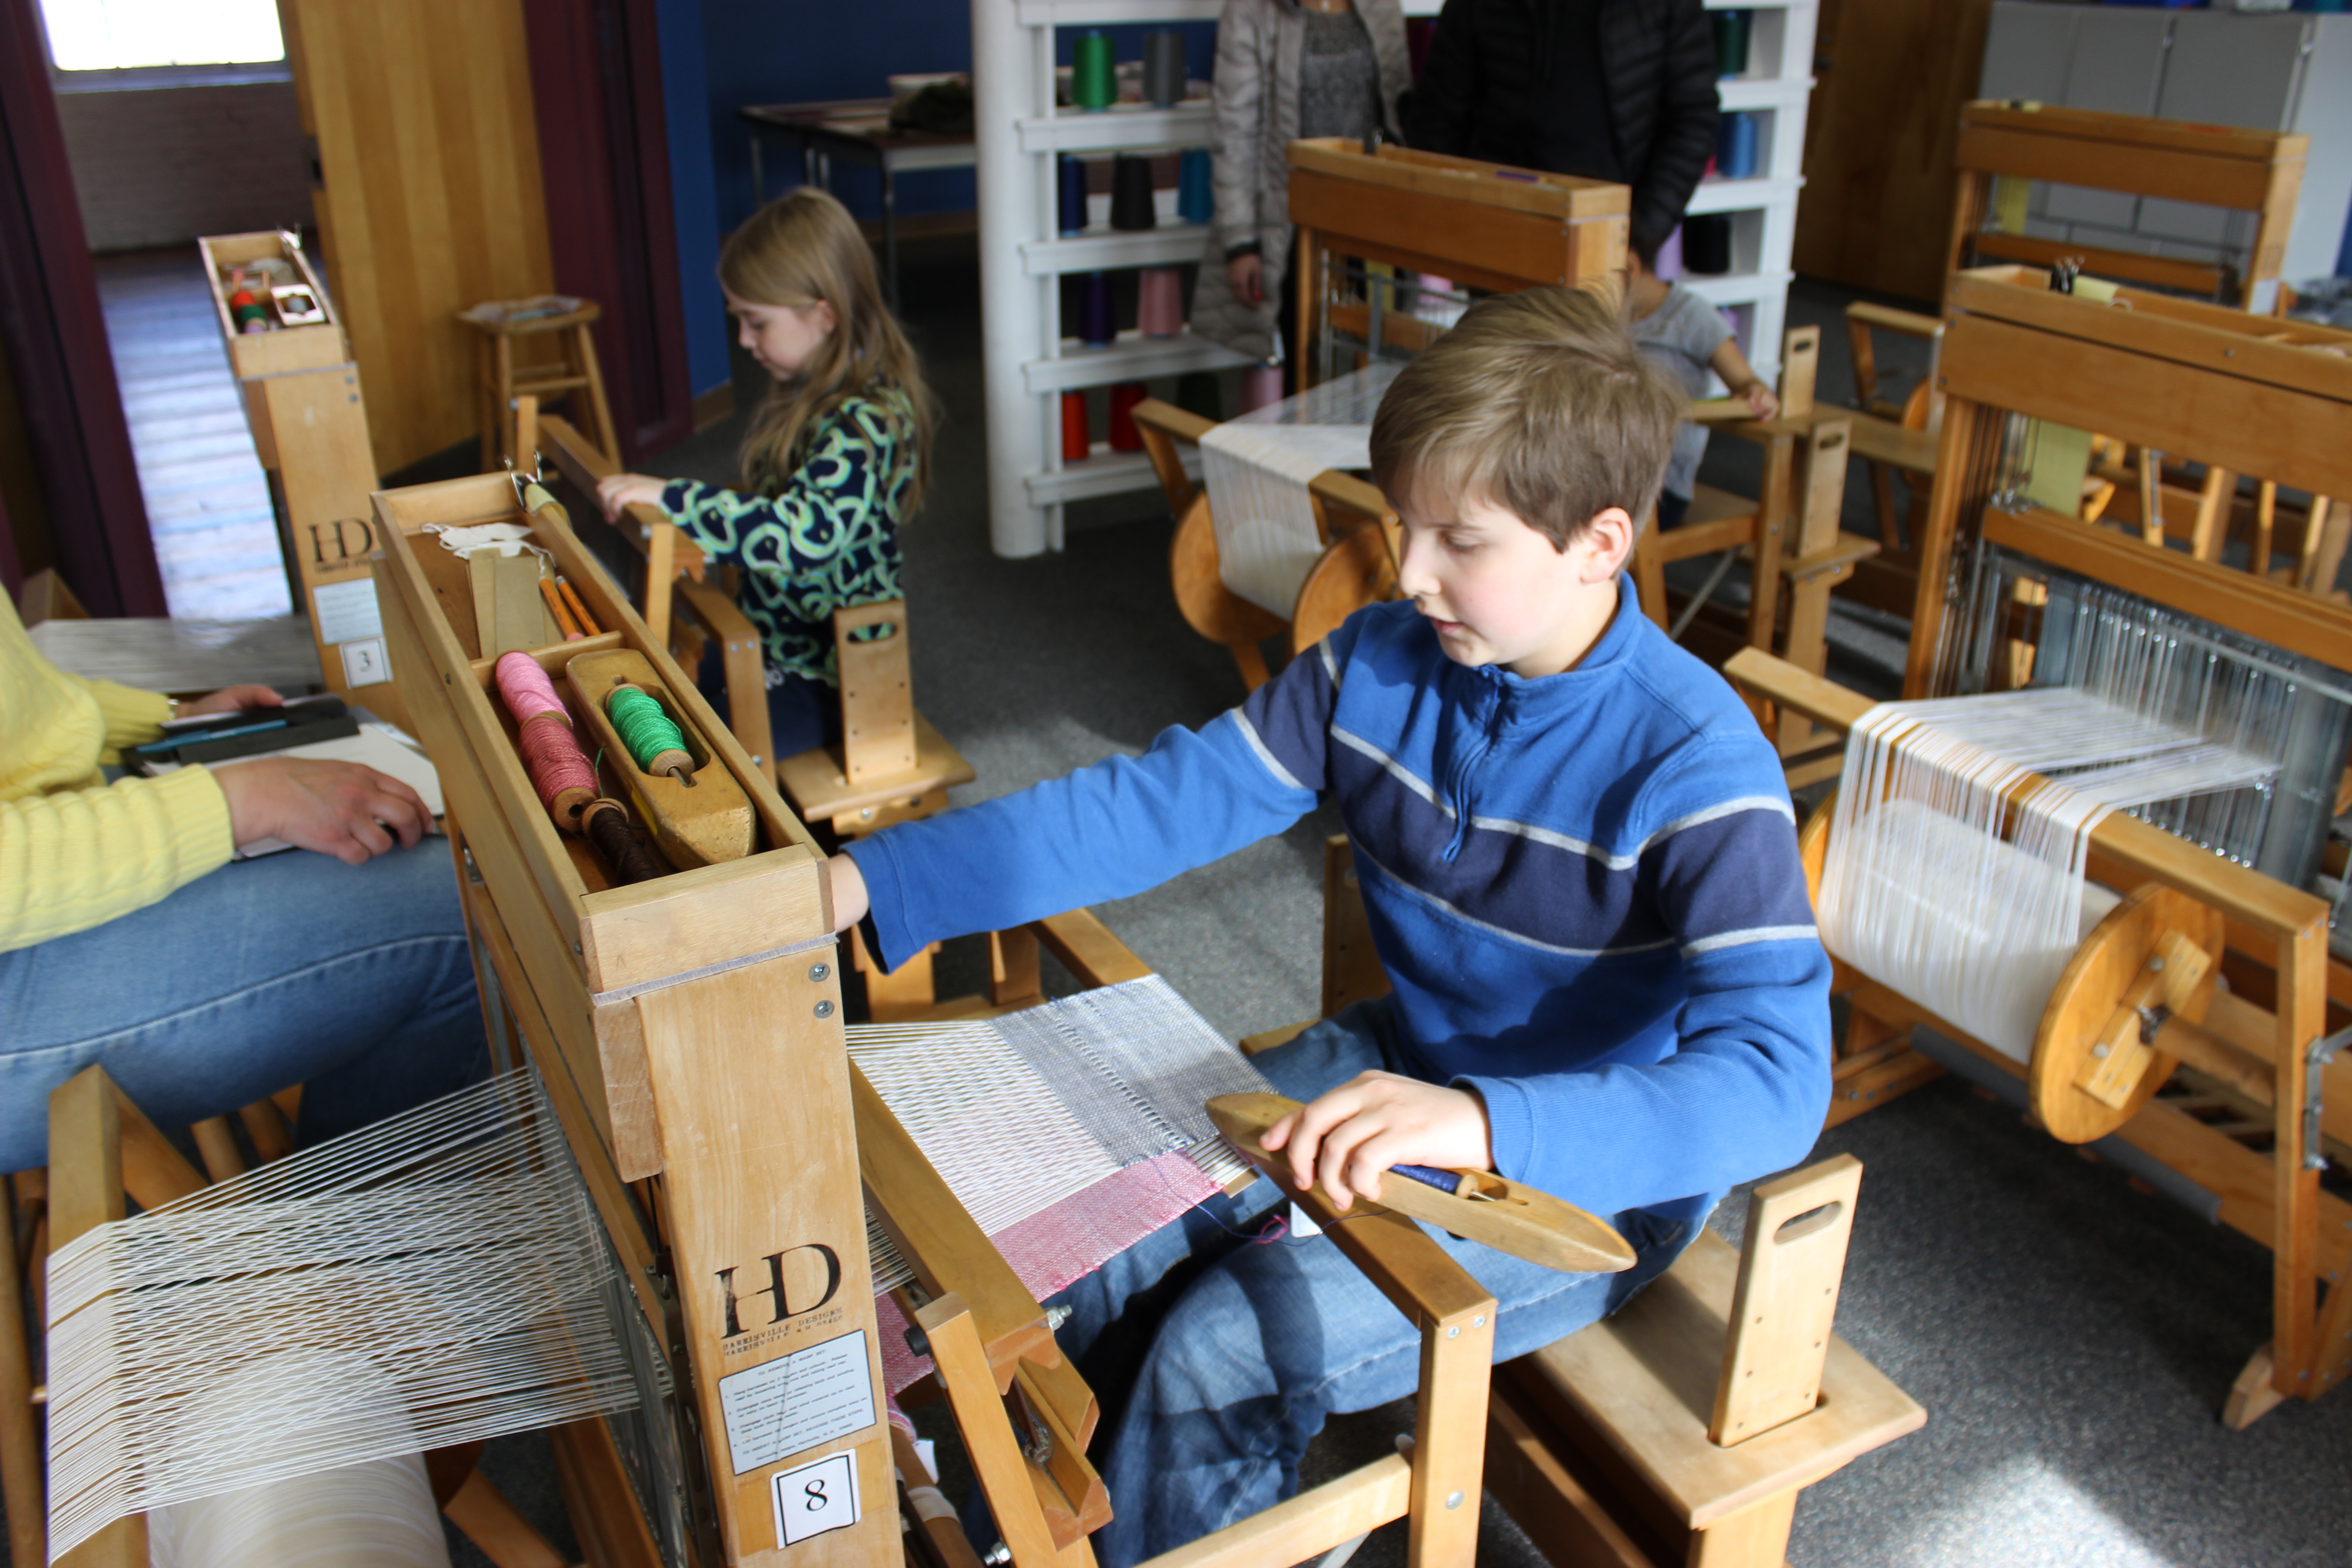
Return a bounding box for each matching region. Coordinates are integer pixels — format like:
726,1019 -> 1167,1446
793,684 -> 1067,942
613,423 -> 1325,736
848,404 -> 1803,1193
1445,1491 -> 1464,1509
809,963 -> 830,982
814,1000 -> 834,1018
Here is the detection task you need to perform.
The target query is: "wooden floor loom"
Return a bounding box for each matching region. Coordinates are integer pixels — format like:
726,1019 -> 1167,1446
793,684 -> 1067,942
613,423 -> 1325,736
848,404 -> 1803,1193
345,468 -> 1632,1568
1729,262 -> 2352,1426
1837,101 -> 2311,621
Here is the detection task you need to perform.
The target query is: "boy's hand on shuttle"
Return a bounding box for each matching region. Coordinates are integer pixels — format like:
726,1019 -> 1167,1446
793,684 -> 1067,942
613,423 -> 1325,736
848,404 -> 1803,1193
1258,1070 -> 1494,1212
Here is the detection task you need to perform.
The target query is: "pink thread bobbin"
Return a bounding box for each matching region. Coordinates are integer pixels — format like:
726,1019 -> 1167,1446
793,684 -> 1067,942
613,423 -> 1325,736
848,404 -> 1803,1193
494,652 -> 598,830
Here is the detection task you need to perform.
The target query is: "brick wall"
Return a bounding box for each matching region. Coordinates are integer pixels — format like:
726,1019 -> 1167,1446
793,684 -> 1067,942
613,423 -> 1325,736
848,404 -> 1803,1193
57,81 -> 314,253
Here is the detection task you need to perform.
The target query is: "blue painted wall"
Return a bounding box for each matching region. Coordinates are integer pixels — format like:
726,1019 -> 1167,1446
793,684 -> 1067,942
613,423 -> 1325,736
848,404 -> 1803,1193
697,2 -> 1214,233
655,0 -> 730,399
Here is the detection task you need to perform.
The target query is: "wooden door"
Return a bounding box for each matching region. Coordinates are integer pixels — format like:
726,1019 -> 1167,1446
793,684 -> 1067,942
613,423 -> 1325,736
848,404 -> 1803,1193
1793,0 -> 1995,305
279,0 -> 555,475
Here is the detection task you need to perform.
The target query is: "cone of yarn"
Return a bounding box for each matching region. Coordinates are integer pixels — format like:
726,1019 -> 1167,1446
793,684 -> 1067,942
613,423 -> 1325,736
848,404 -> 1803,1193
1076,271 -> 1117,346
1058,155 -> 1088,236
1176,149 -> 1214,225
1681,213 -> 1733,275
1062,391 -> 1091,461
1108,382 -> 1148,451
1716,112 -> 1757,180
1071,30 -> 1116,110
1137,267 -> 1185,337
1655,223 -> 1684,280
1712,9 -> 1750,78
1142,30 -> 1187,107
1109,154 -> 1157,231
1241,362 -> 1284,412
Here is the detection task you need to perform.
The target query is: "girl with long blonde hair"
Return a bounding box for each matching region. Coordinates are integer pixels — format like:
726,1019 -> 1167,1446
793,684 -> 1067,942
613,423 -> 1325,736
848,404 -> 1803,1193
599,186 -> 938,758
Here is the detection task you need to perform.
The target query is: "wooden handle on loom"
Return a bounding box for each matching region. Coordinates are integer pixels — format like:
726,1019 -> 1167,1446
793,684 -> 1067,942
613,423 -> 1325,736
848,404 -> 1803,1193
1205,1093 -> 1637,1274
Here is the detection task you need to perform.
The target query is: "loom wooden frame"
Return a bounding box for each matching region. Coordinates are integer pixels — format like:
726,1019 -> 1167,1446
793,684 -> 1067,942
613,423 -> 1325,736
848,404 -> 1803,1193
374,474 -> 1516,1566
1724,264 -> 2352,1421
1946,101 -> 2307,309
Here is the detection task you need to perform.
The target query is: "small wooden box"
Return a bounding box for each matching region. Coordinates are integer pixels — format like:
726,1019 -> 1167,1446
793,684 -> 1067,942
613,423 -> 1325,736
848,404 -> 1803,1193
196,230 -> 347,378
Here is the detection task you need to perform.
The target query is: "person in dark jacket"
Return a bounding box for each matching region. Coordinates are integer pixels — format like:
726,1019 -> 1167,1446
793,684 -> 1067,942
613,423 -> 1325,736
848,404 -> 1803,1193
1404,0 -> 1720,251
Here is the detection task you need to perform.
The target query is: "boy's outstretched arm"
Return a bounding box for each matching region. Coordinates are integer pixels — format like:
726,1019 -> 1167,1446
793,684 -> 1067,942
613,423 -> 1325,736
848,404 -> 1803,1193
836,627 -> 1355,971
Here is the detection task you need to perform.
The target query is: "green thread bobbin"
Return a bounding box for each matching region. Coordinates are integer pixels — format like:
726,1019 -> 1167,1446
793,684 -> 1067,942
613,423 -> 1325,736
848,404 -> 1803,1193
607,684 -> 696,780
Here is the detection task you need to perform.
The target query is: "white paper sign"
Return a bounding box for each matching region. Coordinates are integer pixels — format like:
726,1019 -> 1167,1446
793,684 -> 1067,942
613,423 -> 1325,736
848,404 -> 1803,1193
312,576 -> 383,645
718,1329 -> 876,1475
339,636 -> 389,687
771,1450 -> 859,1547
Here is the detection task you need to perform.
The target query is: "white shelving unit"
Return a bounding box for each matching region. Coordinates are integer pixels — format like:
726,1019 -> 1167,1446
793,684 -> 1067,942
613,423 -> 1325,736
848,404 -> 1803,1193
1681,0 -> 1817,388
975,0 -> 1254,555
974,0 -> 1816,554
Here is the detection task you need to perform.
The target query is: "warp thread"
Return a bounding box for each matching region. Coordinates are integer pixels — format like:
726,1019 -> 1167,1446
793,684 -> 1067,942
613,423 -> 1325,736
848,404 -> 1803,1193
607,685 -> 694,779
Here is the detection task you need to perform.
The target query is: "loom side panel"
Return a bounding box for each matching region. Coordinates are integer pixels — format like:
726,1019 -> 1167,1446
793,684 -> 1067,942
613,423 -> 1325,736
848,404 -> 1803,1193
1288,168 -> 1602,291
630,960 -> 896,1566
377,560 -> 622,1159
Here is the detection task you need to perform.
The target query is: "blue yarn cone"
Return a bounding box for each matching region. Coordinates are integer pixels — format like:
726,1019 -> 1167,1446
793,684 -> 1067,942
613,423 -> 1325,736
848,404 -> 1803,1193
1177,148 -> 1214,226
1058,155 -> 1088,236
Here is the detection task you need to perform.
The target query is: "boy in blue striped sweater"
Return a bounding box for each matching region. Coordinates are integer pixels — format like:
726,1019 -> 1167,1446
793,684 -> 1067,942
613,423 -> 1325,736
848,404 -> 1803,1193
825,286 -> 1830,1566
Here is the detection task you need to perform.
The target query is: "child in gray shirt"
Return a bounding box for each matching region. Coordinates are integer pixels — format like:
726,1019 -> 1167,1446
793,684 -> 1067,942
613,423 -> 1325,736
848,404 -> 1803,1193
1626,225 -> 1778,525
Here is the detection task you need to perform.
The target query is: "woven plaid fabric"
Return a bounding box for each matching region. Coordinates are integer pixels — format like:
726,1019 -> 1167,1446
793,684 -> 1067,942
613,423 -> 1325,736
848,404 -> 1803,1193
875,1151 -> 1225,1396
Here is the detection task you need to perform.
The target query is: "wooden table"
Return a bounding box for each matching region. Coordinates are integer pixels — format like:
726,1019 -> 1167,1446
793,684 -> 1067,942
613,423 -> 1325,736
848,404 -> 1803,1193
736,98 -> 975,306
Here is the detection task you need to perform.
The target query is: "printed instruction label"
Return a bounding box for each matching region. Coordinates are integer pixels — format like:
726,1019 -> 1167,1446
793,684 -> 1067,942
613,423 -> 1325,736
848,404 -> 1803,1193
771,1450 -> 859,1548
718,1328 -> 875,1476
312,576 -> 384,645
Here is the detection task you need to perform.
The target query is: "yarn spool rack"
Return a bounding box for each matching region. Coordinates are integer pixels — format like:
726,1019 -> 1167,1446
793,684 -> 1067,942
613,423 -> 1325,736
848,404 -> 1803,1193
1797,789 -> 2227,1144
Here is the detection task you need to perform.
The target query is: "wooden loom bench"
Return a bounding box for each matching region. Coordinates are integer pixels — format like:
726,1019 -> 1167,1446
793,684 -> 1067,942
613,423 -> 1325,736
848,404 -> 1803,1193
1242,839 -> 1923,1567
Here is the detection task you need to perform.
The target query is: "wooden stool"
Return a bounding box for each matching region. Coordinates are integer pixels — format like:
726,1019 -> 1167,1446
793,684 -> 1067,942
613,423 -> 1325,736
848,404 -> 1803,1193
461,300 -> 617,473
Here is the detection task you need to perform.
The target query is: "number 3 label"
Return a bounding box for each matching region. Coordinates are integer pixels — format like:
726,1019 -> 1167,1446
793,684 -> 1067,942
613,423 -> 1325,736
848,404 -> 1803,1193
771,1450 -> 859,1547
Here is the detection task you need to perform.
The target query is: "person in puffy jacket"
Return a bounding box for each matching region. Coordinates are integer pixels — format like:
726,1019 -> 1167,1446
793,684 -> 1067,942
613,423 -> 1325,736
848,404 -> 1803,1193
1404,0 -> 1720,252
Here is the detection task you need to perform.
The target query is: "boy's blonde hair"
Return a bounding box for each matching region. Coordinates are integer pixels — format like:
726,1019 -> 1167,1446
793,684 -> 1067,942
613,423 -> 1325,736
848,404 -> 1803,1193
722,187 -> 940,513
1369,286 -> 1682,549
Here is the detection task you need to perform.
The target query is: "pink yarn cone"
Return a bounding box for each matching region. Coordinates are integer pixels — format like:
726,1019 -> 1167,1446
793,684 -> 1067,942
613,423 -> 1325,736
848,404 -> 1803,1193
1137,267 -> 1185,338
1241,363 -> 1284,412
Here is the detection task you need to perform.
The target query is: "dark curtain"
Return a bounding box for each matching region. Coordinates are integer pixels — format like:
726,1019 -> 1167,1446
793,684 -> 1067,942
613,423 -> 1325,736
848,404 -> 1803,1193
523,0 -> 694,465
0,0 -> 166,615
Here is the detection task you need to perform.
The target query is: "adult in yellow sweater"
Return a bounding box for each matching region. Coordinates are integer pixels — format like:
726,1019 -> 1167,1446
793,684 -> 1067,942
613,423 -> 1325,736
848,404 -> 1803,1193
0,592 -> 486,1173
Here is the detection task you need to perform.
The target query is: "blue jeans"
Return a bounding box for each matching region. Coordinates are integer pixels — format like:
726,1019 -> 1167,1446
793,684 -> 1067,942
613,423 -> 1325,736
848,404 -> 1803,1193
0,838 -> 489,1173
1040,1000 -> 1692,1567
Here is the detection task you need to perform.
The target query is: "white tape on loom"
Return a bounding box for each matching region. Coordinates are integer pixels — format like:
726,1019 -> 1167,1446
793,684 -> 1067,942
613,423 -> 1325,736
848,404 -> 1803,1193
1200,365 -> 1398,617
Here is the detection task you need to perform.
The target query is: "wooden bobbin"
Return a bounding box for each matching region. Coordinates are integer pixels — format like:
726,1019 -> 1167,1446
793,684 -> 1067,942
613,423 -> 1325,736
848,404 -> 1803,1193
607,681 -> 695,780
516,712 -> 596,832
1799,790 -> 2223,1144
565,649 -> 753,868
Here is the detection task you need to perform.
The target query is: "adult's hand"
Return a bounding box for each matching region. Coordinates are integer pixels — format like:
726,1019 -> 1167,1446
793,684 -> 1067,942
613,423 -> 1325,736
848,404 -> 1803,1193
1257,1070 -> 1494,1211
597,472 -> 669,524
212,757 -> 432,863
178,684 -> 284,718
1227,252 -> 1265,308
